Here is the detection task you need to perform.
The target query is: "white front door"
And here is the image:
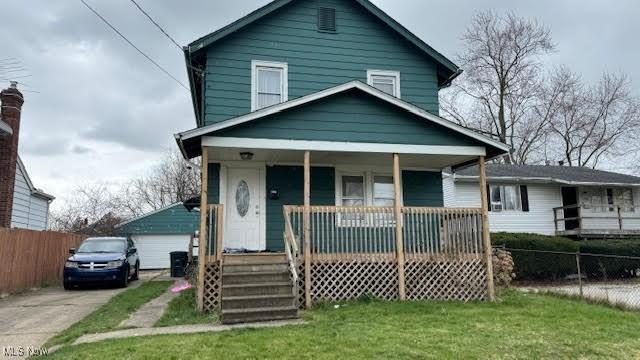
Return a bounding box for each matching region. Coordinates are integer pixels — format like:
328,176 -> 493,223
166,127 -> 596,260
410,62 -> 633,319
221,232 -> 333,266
224,167 -> 264,250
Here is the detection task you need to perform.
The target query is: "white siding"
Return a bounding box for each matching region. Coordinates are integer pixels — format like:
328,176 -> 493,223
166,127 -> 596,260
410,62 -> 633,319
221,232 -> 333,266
10,162 -> 50,231
442,174 -> 456,207
452,182 -> 562,235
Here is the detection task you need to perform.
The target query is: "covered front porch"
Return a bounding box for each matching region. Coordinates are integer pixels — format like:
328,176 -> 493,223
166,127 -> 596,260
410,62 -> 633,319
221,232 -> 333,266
195,145 -> 496,311
174,81 -> 510,313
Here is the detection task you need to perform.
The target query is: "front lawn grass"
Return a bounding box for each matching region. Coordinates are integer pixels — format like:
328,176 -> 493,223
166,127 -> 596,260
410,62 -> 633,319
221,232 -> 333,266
154,288 -> 218,327
48,290 -> 640,359
45,281 -> 172,347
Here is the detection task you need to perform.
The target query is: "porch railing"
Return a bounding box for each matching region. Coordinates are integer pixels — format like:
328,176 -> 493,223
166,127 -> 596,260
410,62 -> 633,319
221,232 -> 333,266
283,207 -> 300,284
283,205 -> 484,262
204,204 -> 224,261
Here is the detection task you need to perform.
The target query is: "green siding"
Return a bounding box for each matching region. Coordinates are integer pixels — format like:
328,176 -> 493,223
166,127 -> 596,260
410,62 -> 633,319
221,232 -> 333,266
266,165 -> 335,251
263,166 -> 443,252
216,90 -> 481,146
402,170 -> 443,207
204,0 -> 441,125
207,163 -> 220,204
115,203 -> 199,235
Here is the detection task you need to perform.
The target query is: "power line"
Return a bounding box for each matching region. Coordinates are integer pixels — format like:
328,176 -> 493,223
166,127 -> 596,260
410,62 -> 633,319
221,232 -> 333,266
79,0 -> 189,91
128,0 -> 182,51
126,0 -> 203,78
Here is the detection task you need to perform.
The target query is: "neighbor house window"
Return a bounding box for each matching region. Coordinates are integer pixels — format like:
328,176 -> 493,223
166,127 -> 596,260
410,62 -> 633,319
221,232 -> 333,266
367,70 -> 401,98
489,185 -> 521,212
614,188 -> 635,212
581,187 -> 634,212
252,60 -> 288,111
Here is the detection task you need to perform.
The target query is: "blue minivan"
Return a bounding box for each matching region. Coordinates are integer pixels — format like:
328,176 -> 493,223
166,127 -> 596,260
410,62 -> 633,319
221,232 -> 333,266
64,237 -> 140,289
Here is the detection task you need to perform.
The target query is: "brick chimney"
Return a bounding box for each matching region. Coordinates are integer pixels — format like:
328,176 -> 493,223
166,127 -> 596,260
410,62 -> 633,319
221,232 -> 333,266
0,82 -> 24,228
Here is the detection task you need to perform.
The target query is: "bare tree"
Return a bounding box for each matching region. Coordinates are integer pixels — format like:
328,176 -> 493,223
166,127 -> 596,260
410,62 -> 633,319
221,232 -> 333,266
51,148 -> 202,234
546,69 -> 640,167
120,149 -> 201,217
50,184 -> 125,236
441,11 -> 555,163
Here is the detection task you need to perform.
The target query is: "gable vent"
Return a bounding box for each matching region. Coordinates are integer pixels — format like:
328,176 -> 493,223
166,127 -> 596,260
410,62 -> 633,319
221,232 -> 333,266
317,7 -> 336,32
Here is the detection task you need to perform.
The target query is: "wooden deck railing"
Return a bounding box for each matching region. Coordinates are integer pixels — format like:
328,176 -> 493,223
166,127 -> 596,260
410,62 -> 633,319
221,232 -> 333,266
553,205 -> 640,234
283,205 -> 484,262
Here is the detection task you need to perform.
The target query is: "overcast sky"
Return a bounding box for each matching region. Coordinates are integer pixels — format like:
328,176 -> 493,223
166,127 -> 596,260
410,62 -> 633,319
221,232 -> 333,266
1,0 -> 639,210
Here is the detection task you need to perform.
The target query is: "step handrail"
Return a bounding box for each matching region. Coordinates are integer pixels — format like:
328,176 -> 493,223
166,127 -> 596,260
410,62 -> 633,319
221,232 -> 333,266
283,207 -> 299,284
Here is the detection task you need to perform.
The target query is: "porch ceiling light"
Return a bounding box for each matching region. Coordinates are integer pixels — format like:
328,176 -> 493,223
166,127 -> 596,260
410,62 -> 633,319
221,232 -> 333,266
240,152 -> 254,161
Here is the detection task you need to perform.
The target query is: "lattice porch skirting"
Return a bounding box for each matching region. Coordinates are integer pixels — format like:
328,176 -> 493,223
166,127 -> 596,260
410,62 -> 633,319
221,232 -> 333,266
295,259 -> 487,307
202,262 -> 222,312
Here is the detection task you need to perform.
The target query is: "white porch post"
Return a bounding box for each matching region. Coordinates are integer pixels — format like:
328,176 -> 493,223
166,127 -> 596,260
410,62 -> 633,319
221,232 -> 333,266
303,150 -> 312,309
478,156 -> 496,301
393,153 -> 406,300
197,146 -> 209,312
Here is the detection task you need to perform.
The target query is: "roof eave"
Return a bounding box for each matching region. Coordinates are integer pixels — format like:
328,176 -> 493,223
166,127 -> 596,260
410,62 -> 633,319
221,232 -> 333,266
185,0 -> 460,82
187,0 -> 294,52
32,190 -> 55,201
115,202 -> 185,229
454,175 -> 640,187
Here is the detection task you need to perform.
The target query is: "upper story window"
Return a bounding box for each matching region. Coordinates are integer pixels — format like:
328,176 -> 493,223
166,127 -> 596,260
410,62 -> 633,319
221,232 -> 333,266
367,70 -> 401,98
251,60 -> 288,111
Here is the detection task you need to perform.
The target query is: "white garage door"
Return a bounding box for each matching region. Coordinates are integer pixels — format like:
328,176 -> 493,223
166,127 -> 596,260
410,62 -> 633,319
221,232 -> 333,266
131,234 -> 192,269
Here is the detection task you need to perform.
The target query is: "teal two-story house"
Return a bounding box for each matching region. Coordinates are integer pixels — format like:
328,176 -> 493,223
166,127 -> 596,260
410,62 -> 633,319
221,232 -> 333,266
175,0 -> 509,322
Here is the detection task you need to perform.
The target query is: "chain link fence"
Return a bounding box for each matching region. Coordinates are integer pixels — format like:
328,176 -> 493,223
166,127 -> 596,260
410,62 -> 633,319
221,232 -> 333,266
498,247 -> 640,309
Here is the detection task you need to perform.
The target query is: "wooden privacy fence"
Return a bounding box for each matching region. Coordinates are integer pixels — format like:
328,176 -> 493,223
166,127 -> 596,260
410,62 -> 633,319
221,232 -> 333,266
0,228 -> 86,295
283,205 -> 489,306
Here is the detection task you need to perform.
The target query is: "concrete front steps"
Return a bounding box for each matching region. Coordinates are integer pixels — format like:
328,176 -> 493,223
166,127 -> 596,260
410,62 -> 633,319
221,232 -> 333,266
221,254 -> 298,324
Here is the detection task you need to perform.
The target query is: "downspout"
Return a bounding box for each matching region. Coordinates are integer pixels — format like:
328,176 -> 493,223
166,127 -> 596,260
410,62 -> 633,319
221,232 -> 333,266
183,46 -> 202,127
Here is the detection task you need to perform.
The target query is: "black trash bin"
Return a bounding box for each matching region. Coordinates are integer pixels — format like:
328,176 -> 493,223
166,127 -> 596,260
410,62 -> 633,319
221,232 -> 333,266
169,251 -> 189,278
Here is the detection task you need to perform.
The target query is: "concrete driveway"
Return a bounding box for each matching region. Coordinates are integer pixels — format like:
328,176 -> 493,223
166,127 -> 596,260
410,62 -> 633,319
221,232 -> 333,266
0,271 -> 164,358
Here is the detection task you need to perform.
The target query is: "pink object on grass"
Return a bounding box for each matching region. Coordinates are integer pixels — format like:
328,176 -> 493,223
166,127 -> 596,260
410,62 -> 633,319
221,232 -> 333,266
170,282 -> 193,293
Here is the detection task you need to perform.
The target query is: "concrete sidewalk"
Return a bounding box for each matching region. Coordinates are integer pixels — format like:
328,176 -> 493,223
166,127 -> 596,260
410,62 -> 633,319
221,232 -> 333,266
74,319 -> 306,345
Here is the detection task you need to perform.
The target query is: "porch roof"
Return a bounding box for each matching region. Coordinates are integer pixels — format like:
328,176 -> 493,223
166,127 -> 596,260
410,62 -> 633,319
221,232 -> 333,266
175,81 -> 509,169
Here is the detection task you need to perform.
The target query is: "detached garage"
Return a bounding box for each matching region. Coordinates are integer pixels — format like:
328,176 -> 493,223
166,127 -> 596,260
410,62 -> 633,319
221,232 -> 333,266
115,203 -> 199,269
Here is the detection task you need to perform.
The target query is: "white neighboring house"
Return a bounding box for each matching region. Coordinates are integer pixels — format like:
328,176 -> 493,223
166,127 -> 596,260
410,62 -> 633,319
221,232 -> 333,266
444,164 -> 640,238
11,156 -> 55,230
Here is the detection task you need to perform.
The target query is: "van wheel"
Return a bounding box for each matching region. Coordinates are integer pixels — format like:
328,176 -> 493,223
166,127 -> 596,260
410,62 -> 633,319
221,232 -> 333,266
120,269 -> 129,288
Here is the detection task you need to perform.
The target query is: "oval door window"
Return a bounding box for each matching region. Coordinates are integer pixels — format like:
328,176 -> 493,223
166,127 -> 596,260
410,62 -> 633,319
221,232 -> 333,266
235,180 -> 250,217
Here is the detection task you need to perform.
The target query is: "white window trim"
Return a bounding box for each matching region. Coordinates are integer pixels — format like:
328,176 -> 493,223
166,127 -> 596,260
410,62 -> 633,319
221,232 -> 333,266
335,169 -> 403,227
367,69 -> 401,98
251,60 -> 288,112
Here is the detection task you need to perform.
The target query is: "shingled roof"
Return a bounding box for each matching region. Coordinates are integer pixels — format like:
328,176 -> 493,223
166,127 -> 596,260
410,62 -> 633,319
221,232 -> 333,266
455,164 -> 640,186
